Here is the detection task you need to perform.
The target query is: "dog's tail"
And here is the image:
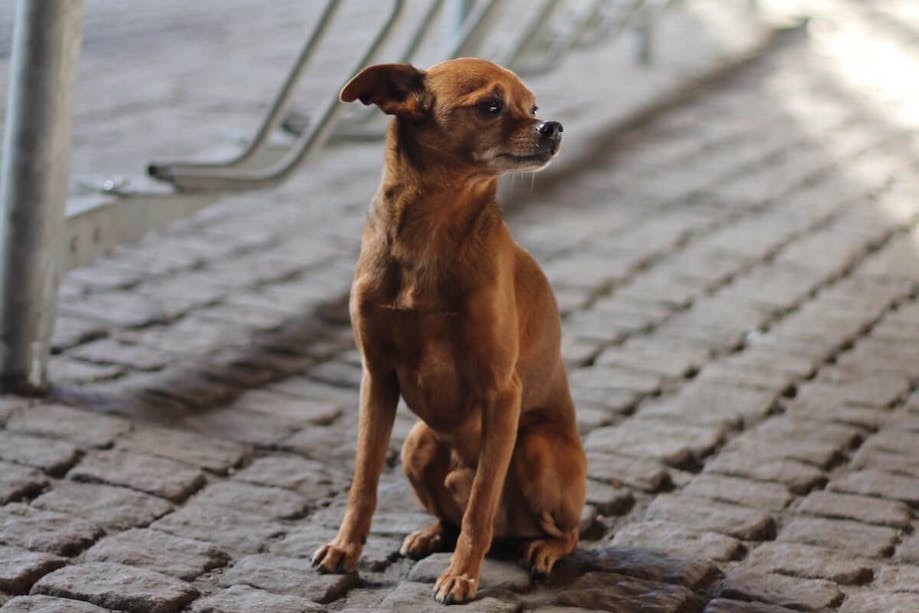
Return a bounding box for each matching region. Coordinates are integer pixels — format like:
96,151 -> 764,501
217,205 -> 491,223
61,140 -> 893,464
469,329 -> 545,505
538,511 -> 566,539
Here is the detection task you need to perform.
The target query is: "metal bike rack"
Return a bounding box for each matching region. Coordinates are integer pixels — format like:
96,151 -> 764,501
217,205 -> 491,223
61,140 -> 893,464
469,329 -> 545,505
148,0 -> 405,191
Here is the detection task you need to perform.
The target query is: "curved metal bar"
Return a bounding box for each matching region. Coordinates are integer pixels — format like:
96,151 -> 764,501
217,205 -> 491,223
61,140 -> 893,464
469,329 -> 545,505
148,0 -> 342,180
509,0 -> 606,75
163,0 -> 405,191
446,0 -> 501,59
501,0 -> 563,71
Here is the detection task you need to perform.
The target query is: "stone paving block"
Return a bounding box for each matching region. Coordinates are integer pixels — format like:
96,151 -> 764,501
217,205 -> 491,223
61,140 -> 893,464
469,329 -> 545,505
585,420 -> 725,467
876,564 -> 919,593
150,506 -> 285,557
594,342 -> 707,379
828,469 -> 919,506
797,490 -> 912,529
30,562 -> 198,613
854,446 -> 919,478
378,580 -> 521,612
5,404 -> 131,449
189,584 -> 324,612
0,461 -> 48,504
584,480 -> 634,516
575,546 -> 720,590
693,362 -> 796,394
777,517 -> 898,558
749,417 -> 863,449
31,481 -> 173,531
69,450 -> 205,503
231,455 -> 345,501
638,383 -> 777,429
569,387 -> 640,416
0,595 -> 113,612
47,358 -> 125,385
115,426 -> 249,475
785,395 -> 883,430
860,429 -> 919,457
704,598 -> 798,613
681,474 -> 793,511
0,432 -> 82,476
721,437 -> 844,469
897,533 -> 919,565
0,504 -> 103,556
58,292 -> 168,328
267,524 -> 337,559
719,569 -> 843,611
67,338 -> 173,371
84,528 -> 229,581
550,571 -> 695,613
185,481 -> 310,519
0,546 -> 66,595
611,520 -> 744,562
219,554 -> 358,602
50,315 -> 108,353
179,407 -> 302,448
644,495 -> 775,540
839,592 -> 919,613
568,367 -> 663,396
408,553 -> 531,592
585,451 -> 671,492
231,389 -> 343,426
703,451 -> 827,494
744,542 -> 875,585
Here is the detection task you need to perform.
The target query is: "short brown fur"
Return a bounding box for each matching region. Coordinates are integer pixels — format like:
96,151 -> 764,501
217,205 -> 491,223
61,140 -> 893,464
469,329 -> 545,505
312,58 -> 586,605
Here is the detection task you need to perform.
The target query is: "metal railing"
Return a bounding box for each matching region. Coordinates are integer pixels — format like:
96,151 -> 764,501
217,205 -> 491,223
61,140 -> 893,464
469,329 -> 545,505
0,0 -> 690,391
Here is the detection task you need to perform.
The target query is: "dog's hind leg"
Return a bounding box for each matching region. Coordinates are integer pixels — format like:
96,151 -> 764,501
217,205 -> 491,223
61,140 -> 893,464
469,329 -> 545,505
400,421 -> 463,559
509,416 -> 586,578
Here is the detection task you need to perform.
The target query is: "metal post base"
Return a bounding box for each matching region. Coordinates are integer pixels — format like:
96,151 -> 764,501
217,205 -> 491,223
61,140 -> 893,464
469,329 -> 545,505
0,0 -> 84,392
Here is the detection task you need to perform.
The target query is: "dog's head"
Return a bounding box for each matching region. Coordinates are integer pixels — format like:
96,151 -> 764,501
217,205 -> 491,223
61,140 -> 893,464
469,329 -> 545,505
340,58 -> 562,174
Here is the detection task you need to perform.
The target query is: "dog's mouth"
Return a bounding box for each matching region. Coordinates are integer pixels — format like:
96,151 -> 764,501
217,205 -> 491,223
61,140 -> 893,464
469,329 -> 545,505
493,149 -> 557,170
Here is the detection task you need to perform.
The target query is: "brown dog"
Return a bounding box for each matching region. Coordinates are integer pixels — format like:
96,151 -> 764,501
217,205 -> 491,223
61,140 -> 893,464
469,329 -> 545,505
312,58 -> 586,605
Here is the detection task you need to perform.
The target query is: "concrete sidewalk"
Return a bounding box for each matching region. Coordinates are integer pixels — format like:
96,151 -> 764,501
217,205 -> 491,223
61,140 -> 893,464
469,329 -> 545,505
3,1 -> 919,612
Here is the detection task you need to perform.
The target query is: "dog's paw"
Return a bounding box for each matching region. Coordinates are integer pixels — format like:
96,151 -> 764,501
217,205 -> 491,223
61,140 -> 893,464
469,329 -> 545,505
401,522 -> 448,559
522,539 -> 560,580
434,568 -> 478,605
311,541 -> 361,574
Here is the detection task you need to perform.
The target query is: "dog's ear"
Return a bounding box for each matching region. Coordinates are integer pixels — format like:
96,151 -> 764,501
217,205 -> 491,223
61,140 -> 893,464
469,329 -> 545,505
340,63 -> 427,118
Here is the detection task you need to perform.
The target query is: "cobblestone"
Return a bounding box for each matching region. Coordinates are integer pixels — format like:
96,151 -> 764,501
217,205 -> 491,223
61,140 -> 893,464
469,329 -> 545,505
644,495 -> 775,540
31,482 -> 173,532
0,546 -> 66,595
0,505 -> 103,557
777,518 -> 898,558
68,450 -> 205,503
83,529 -> 228,581
0,432 -> 82,476
189,585 -> 323,613
0,462 -> 48,505
719,569 -> 844,611
0,596 -> 113,612
4,405 -> 131,449
31,562 -> 198,613
218,554 -> 358,602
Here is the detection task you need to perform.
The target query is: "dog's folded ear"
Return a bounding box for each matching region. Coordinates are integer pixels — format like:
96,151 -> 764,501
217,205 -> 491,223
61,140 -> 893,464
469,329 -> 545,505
340,63 -> 427,118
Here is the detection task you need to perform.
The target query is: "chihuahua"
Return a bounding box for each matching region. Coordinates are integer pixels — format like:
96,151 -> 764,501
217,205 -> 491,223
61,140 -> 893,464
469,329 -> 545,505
312,58 -> 586,605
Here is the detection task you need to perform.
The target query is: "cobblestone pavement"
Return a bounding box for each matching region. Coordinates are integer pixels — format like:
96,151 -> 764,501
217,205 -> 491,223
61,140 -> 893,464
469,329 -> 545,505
3,1 -> 919,612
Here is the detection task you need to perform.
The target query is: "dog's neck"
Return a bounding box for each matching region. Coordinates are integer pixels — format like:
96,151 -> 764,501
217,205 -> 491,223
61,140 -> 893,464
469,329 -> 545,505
370,119 -> 501,260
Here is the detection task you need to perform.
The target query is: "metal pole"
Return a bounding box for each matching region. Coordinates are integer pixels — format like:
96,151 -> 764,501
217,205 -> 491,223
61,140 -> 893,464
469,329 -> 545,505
0,0 -> 84,393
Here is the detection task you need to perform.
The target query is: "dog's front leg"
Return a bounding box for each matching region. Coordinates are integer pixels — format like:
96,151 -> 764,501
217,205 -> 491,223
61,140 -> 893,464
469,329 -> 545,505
313,368 -> 398,573
434,374 -> 522,604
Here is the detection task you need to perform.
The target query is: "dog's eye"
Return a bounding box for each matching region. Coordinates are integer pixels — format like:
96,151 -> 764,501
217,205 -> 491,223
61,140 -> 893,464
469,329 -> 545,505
479,99 -> 503,117
531,105 -> 538,116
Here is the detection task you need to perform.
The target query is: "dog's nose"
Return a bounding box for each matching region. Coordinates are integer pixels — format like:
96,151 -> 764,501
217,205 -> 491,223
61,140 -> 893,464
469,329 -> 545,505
536,121 -> 563,139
